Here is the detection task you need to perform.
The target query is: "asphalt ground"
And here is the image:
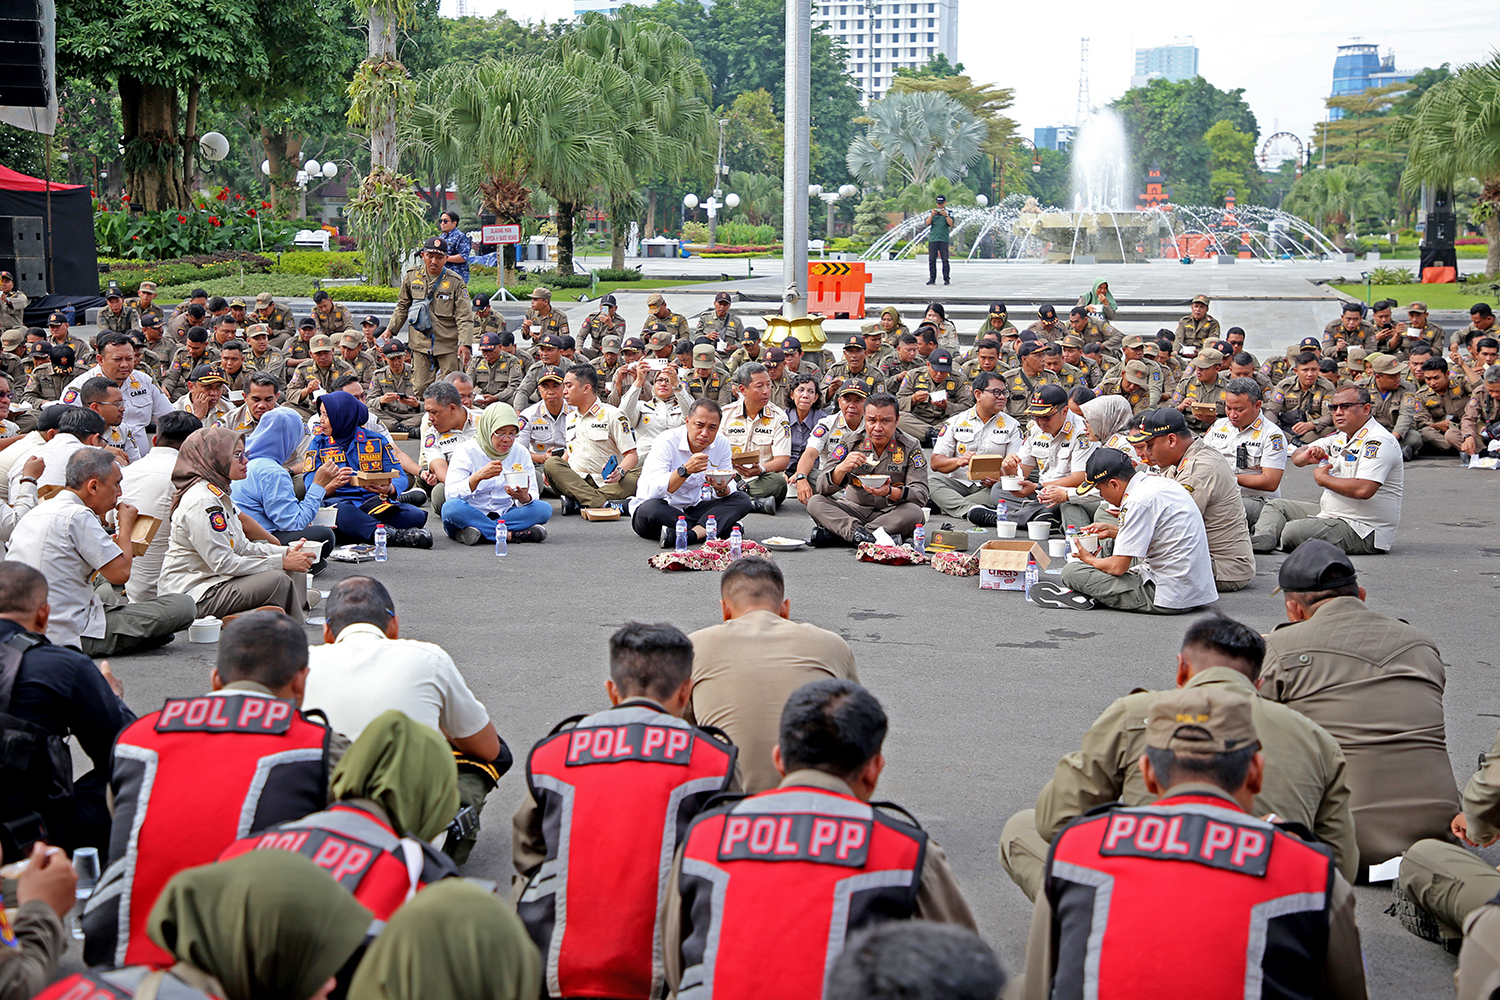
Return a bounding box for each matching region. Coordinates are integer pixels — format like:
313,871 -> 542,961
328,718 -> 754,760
102,447 -> 1499,997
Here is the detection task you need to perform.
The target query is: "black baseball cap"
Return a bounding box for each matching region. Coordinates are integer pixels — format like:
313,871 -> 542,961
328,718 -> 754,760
989,302 -> 1008,316
843,335 -> 866,351
838,377 -> 870,398
298,316 -> 316,329
600,293 -> 618,307
140,314 -> 161,329
471,295 -> 490,309
621,337 -> 645,352
781,336 -> 802,351
419,236 -> 445,253
935,194 -> 946,203
1017,342 -> 1043,358
537,365 -> 566,384
478,332 -> 502,348
1127,407 -> 1189,443
1039,305 -> 1057,320
47,311 -> 66,325
714,291 -> 732,304
929,347 -> 954,372
1276,539 -> 1358,594
1299,337 -> 1322,349
105,286 -> 122,299
189,364 -> 227,386
1026,383 -> 1068,415
539,334 -> 564,349
1075,447 -> 1135,495
381,340 -> 408,355
362,314 -> 380,325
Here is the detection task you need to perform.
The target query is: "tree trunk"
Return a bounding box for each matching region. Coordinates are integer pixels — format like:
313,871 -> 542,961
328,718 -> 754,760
610,201 -> 627,270
260,127 -> 304,218
645,188 -> 657,238
368,9 -> 398,171
119,74 -> 187,211
182,78 -> 200,194
1486,211 -> 1499,279
556,200 -> 577,275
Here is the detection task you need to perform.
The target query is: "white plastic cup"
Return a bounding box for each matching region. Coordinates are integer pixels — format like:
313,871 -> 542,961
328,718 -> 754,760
1078,534 -> 1100,554
1048,538 -> 1067,558
313,507 -> 338,526
1000,476 -> 1022,492
1027,521 -> 1051,541
504,472 -> 531,488
187,617 -> 221,643
997,521 -> 1017,539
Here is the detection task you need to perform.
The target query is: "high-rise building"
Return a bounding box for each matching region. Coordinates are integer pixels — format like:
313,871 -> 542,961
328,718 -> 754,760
813,0 -> 959,105
1329,42 -> 1412,119
1130,39 -> 1199,89
574,0 -> 623,14
1034,126 -> 1073,152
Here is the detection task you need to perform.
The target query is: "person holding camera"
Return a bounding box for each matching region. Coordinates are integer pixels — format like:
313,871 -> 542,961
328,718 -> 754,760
1461,364 -> 1500,458
925,194 -> 954,286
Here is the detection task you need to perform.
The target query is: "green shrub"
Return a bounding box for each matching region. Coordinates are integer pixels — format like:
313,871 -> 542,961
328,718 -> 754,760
329,285 -> 401,303
594,268 -> 643,281
272,250 -> 366,279
714,221 -> 778,246
680,221 -> 710,243
155,274 -> 321,301
516,268 -> 591,288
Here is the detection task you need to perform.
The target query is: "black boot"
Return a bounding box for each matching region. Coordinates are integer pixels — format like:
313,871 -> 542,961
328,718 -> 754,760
749,496 -> 777,516
385,527 -> 433,549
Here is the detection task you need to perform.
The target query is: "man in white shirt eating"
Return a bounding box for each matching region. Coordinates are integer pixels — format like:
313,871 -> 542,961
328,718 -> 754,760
1203,376 -> 1288,528
631,398 -> 754,547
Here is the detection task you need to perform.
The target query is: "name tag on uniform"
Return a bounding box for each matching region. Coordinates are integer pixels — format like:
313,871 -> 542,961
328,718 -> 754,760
564,723 -> 692,765
1099,810 -> 1270,876
717,813 -> 872,867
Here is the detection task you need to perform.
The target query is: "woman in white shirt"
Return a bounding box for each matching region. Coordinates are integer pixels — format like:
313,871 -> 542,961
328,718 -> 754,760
619,364 -> 694,462
440,402 -> 551,545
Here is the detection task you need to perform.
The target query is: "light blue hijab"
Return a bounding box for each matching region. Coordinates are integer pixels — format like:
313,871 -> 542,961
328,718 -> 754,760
244,407 -> 306,465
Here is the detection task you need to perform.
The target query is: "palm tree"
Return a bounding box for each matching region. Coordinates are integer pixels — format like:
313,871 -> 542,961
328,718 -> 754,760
1285,164 -> 1387,249
729,170 -> 782,227
549,13 -> 714,269
846,90 -> 987,190
1393,55 -> 1500,275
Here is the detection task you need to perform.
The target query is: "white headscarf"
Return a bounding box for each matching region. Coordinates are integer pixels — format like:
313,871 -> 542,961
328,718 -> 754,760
1079,395 -> 1132,443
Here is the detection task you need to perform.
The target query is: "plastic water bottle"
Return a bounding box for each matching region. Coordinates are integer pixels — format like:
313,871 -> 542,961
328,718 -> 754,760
705,514 -> 717,541
912,522 -> 926,556
373,523 -> 387,562
1064,524 -> 1079,559
1024,553 -> 1039,602
72,847 -> 100,939
494,525 -> 507,558
996,498 -> 1008,534
675,516 -> 688,552
729,525 -> 742,560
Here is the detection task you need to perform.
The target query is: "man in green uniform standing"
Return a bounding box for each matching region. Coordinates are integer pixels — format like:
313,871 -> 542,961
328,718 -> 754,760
925,194 -> 953,286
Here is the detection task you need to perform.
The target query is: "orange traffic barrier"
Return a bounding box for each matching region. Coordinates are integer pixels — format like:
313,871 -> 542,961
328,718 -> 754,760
1421,266 -> 1457,284
808,262 -> 873,318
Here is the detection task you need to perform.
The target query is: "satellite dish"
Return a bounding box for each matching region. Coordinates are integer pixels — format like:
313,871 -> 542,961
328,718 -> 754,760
199,132 -> 229,162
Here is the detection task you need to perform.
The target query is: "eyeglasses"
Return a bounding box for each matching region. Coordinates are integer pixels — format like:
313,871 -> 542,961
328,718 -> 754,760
97,399 -> 124,409
0,391 -> 11,398
980,388 -> 1007,398
1326,401 -> 1364,411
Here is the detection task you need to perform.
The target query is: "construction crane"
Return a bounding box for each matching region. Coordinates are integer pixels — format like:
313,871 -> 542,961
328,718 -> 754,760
1075,38 -> 1090,125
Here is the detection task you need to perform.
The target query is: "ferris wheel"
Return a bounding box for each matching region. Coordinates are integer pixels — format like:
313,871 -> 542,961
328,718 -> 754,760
1258,132 -> 1307,179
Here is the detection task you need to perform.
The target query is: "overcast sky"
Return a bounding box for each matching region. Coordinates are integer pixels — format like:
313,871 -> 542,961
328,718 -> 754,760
448,0 -> 1498,155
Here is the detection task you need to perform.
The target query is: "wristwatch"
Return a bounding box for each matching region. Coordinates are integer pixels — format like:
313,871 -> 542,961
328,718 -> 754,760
676,465 -> 689,478
791,473 -> 807,483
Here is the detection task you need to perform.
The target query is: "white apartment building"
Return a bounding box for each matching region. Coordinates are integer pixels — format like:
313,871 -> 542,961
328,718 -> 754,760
813,0 -> 960,103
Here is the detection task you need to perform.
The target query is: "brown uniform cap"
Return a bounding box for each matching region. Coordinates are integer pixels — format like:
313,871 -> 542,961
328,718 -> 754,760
1146,688 -> 1259,754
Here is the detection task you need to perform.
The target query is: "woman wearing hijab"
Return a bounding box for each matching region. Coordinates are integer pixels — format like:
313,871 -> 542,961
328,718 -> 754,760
1060,394 -> 1138,530
441,401 -> 551,545
218,710 -> 460,918
862,304 -> 909,348
304,390 -> 431,548
159,426 -> 318,620
347,879 -> 540,1000
35,851 -> 373,1000
922,302 -> 960,351
232,406 -> 345,572
976,301 -> 1016,340
1076,277 -> 1118,321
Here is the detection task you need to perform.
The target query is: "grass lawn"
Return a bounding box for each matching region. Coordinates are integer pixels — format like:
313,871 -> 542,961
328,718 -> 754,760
154,275 -> 716,304
1328,283 -> 1496,312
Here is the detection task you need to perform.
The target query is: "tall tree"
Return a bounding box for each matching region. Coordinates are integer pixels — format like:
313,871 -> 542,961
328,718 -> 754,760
1110,77 -> 1259,205
1205,120 -> 1260,204
57,0 -> 334,210
1284,164 -> 1388,248
889,72 -> 1019,203
1393,54 -> 1500,275
847,90 -> 986,191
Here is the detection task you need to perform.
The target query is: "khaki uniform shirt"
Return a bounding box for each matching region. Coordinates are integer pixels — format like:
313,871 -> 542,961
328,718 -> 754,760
1264,375 -> 1335,433
1171,371 -> 1231,430
219,400 -> 262,434
644,311 -> 689,343
1163,438 -> 1255,585
1414,379 -> 1470,430
283,334 -> 316,363
822,360 -> 880,396
695,310 -> 746,350
22,365 -> 71,408
661,767 -> 977,993
0,289 -> 28,330
0,900 -> 65,999
897,368 -> 973,426
1260,596 -> 1459,864
97,304 -> 137,334
959,358 -> 1003,382
1461,389 -> 1500,443
562,400 -> 635,476
1033,667 -> 1357,883
1370,381 -> 1419,438
369,367 -> 419,416
816,427 -> 929,508
510,358 -> 566,410
251,303 -> 294,334
1459,726 -> 1500,846
686,610 -> 858,792
161,345 -> 221,399
1102,358 -> 1165,405
244,348 -> 286,384
998,365 -> 1059,419
1174,313 -> 1221,348
1094,378 -> 1153,415
129,299 -> 165,326
159,481 -> 284,601
521,307 -> 570,344
475,310 -> 509,336
576,311 -> 624,358
861,319 -> 910,348
878,355 -> 922,392
725,345 -> 765,372
1323,319 -> 1378,352
684,369 -> 733,404
285,358 -> 355,412
312,303 -> 353,338
467,353 -> 523,404
387,267 -> 474,354
342,350 -> 379,386
1021,781 -> 1365,1000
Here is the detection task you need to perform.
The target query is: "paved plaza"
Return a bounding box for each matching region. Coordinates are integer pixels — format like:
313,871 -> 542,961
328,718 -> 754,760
85,259 -> 1498,995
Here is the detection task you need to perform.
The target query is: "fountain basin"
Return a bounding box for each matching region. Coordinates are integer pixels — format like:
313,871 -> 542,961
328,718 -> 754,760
1012,211 -> 1163,264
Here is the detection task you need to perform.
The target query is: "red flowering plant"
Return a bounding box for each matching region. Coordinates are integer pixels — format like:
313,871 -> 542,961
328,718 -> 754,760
94,185 -> 303,258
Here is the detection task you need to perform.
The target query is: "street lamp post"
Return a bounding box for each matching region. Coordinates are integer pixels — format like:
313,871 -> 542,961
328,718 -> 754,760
684,191 -> 741,248
998,137 -> 1042,202
709,118 -> 731,248
813,184 -> 860,243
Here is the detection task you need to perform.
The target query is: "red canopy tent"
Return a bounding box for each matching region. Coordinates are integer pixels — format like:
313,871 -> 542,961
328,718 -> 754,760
0,162 -> 101,317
